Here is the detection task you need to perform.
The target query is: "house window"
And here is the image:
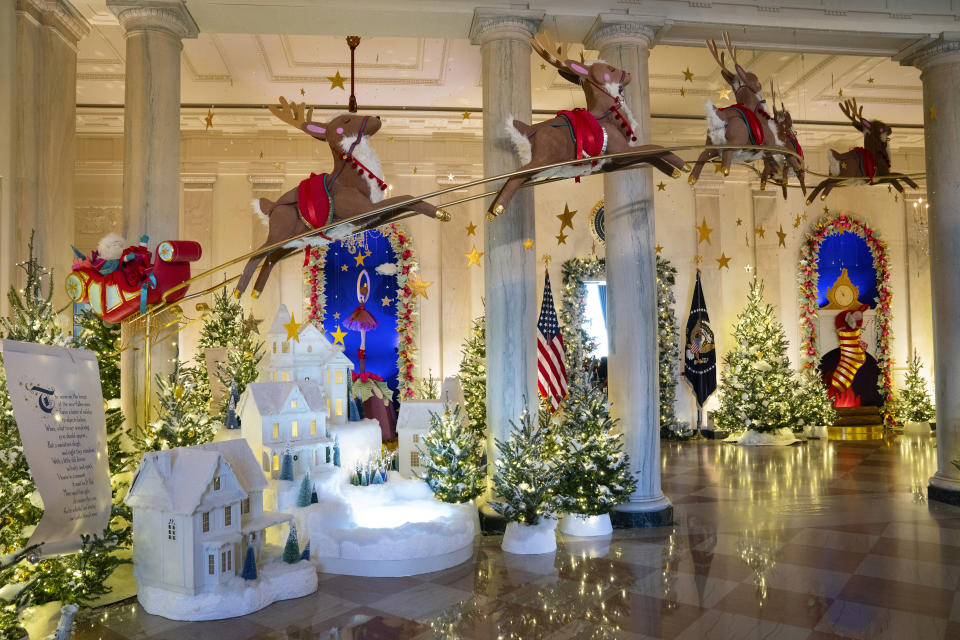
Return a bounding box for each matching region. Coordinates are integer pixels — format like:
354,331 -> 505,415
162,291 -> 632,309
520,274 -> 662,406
202,512 -> 210,532
241,497 -> 250,515
291,400 -> 298,409
281,371 -> 291,382
213,476 -> 221,491
335,399 -> 343,416
307,345 -> 313,353
272,423 -> 279,440
227,549 -> 232,571
224,506 -> 232,527
410,451 -> 420,468
272,371 -> 277,382
272,342 -> 277,353
221,551 -> 227,573
313,450 -> 318,465
326,398 -> 331,414
326,446 -> 331,463
326,370 -> 330,385
413,434 -> 420,443
272,454 -> 279,471
168,519 -> 176,540
335,370 -> 343,385
292,421 -> 299,438
282,342 -> 290,354
310,419 -> 316,435
208,554 -> 215,575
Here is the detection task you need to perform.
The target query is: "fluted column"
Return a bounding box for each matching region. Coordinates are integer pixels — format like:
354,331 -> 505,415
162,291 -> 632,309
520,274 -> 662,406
0,1 -> 15,318
12,0 -> 89,312
108,0 -> 197,431
469,8 -> 543,477
585,15 -> 672,526
902,36 -> 960,505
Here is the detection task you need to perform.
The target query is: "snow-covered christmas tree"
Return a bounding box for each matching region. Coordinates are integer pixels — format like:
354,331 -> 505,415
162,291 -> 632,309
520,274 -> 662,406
458,315 -> 486,441
490,409 -> 560,525
419,405 -> 486,504
554,378 -> 636,516
713,279 -> 795,434
296,474 -> 313,507
282,524 -> 301,564
792,367 -> 838,430
134,363 -> 218,452
895,350 -> 935,424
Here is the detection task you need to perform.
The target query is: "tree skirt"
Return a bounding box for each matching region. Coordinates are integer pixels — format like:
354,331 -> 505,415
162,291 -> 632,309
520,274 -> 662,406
558,513 -> 612,537
725,427 -> 799,446
502,518 -> 558,555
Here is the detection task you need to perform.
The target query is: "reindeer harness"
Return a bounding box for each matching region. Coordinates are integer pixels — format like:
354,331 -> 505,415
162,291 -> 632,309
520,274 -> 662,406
718,104 -> 767,146
852,147 -> 877,183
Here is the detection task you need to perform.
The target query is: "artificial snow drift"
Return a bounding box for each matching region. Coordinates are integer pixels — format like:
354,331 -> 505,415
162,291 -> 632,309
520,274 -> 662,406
137,555 -> 318,621
303,473 -> 475,577
725,427 -> 800,446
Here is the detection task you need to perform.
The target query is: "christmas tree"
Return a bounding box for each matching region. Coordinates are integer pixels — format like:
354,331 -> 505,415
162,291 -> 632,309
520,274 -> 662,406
895,350 -> 936,424
133,363 -> 218,453
419,405 -> 486,504
282,524 -> 300,564
458,315 -> 486,440
240,543 -> 257,580
554,377 -> 636,516
296,474 -> 313,507
411,369 -> 440,400
490,408 -> 561,525
333,436 -> 341,467
713,279 -> 795,433
224,381 -> 239,430
792,367 -> 837,430
300,541 -> 311,561
279,448 -> 294,481
1,233 -> 65,345
656,257 -> 686,438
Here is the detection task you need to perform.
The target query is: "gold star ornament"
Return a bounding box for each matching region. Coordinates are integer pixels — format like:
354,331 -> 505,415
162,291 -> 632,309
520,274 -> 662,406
407,273 -> 433,299
330,325 -> 347,346
716,87 -> 731,100
242,312 -> 263,335
655,244 -> 663,254
557,203 -> 577,231
465,246 -> 484,267
523,238 -> 534,251
755,226 -> 766,239
696,218 -> 714,245
381,296 -> 392,306
283,313 -> 303,342
680,87 -> 686,97
354,250 -> 370,267
657,181 -> 666,191
716,252 -> 731,270
465,221 -> 477,236
462,111 -> 471,120
204,108 -> 214,131
776,224 -> 787,247
555,231 -> 568,245
682,67 -> 694,82
328,71 -> 346,90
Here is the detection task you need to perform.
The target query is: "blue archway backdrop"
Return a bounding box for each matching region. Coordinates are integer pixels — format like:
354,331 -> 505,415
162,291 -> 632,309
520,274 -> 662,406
816,231 -> 877,308
322,230 -> 399,400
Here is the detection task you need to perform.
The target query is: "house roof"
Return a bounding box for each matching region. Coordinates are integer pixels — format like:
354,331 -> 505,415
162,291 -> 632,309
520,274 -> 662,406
199,440 -> 267,494
245,380 -> 328,416
268,303 -> 292,336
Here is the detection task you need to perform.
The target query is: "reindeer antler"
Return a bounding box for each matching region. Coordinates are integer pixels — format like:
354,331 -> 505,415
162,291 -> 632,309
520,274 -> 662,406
268,96 -> 314,130
530,31 -> 569,69
723,32 -> 740,68
839,98 -> 865,131
706,37 -> 731,75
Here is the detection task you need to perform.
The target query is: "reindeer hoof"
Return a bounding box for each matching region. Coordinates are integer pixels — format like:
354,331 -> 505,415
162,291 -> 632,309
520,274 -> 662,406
251,290 -> 261,300
672,169 -> 681,179
232,289 -> 241,300
487,204 -> 504,222
688,175 -> 698,186
760,182 -> 766,191
435,208 -> 451,222
722,167 -> 730,177
820,194 -> 826,201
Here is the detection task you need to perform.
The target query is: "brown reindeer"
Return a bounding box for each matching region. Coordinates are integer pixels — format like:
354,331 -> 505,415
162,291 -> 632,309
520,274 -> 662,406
805,98 -> 917,203
759,91 -> 806,200
487,31 -> 686,221
234,98 -> 449,299
689,33 -> 778,184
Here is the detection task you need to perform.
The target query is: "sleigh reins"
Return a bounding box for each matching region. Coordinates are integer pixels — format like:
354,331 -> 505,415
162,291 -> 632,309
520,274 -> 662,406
328,116 -> 389,193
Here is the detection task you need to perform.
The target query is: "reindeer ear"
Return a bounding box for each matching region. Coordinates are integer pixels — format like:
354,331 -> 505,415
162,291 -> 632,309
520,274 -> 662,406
860,118 -> 871,130
564,61 -> 590,77
304,122 -> 328,139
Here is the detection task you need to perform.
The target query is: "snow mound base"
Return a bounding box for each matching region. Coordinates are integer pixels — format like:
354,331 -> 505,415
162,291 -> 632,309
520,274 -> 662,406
137,559 -> 318,621
725,427 -> 800,446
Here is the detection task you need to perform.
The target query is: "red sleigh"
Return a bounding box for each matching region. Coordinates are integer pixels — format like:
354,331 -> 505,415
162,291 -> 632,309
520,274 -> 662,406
65,241 -> 202,323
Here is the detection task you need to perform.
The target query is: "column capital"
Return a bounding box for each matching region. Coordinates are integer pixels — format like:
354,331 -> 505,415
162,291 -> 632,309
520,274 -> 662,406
248,174 -> 285,192
469,7 -> 544,46
107,0 -> 198,39
898,33 -> 960,71
583,14 -> 662,52
16,0 -> 90,46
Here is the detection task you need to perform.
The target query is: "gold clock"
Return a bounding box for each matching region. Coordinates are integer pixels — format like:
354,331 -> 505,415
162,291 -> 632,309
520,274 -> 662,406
824,268 -> 861,310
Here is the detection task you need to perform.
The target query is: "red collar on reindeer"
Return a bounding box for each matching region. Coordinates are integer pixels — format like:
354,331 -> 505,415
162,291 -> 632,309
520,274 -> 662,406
586,73 -> 639,143
334,116 -> 389,192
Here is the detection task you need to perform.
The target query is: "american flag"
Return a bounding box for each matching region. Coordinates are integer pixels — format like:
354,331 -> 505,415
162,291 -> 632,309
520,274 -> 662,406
537,270 -> 568,411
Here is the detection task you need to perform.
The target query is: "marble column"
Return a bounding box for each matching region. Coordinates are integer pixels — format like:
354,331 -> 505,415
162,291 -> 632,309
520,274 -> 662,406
585,15 -> 672,526
0,1 -> 15,318
12,0 -> 89,313
108,0 -> 197,430
469,8 -> 543,476
902,36 -> 960,505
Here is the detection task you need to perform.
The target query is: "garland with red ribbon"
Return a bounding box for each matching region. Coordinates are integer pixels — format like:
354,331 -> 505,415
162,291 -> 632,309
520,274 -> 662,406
303,222 -> 419,398
798,213 -> 895,426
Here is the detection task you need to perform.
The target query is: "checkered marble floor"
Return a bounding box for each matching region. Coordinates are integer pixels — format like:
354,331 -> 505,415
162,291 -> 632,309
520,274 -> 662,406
74,433 -> 960,640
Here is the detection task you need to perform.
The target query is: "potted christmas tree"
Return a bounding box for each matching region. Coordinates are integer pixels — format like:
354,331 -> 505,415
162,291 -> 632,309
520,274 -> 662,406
554,378 -> 636,537
713,279 -> 798,445
491,409 -> 561,554
896,350 -> 935,435
419,406 -> 485,534
792,367 -> 838,439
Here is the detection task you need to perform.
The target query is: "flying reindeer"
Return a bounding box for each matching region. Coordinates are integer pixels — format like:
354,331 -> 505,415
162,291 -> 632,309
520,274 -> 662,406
235,98 -> 449,299
805,98 -> 917,203
759,87 -> 806,199
488,31 -> 686,221
688,33 -> 779,184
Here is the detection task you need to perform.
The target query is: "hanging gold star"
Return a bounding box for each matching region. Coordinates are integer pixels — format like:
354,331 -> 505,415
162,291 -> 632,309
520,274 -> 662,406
381,296 -> 392,306
755,226 -> 766,238
328,71 -> 346,90
540,63 -> 546,70
867,77 -> 875,83
523,238 -> 534,251
682,67 -> 694,82
840,161 -> 847,169
696,218 -> 714,244
465,246 -> 484,267
679,87 -> 686,97
776,224 -> 787,247
204,108 -> 214,131
655,244 -> 663,254
657,181 -> 666,191
823,205 -> 830,214
462,111 -> 471,120
465,221 -> 477,236
555,231 -> 568,245
300,87 -> 306,96
259,151 -> 264,159
330,325 -> 347,346
354,250 -> 370,267
716,252 -> 731,269
838,88 -> 843,97
557,203 -> 576,231
413,166 -> 417,174
794,214 -> 802,228
283,314 -> 303,342
930,105 -> 938,119
695,255 -> 703,265
736,218 -> 743,226
341,264 -> 348,272
716,87 -> 731,100
407,273 -> 433,299
802,213 -> 808,221
242,312 -> 263,335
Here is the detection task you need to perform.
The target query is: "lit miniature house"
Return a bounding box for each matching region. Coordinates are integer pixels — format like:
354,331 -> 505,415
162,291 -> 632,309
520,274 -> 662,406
125,440 -> 291,596
238,380 -> 335,478
263,304 -> 354,424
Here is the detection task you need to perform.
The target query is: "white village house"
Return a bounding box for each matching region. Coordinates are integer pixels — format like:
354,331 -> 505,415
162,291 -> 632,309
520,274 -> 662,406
238,380 -> 336,478
263,304 -> 354,424
397,377 -> 466,478
125,440 -> 291,596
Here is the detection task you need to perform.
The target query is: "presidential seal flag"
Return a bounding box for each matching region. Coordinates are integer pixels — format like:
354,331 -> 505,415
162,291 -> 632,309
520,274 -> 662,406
683,271 -> 717,408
